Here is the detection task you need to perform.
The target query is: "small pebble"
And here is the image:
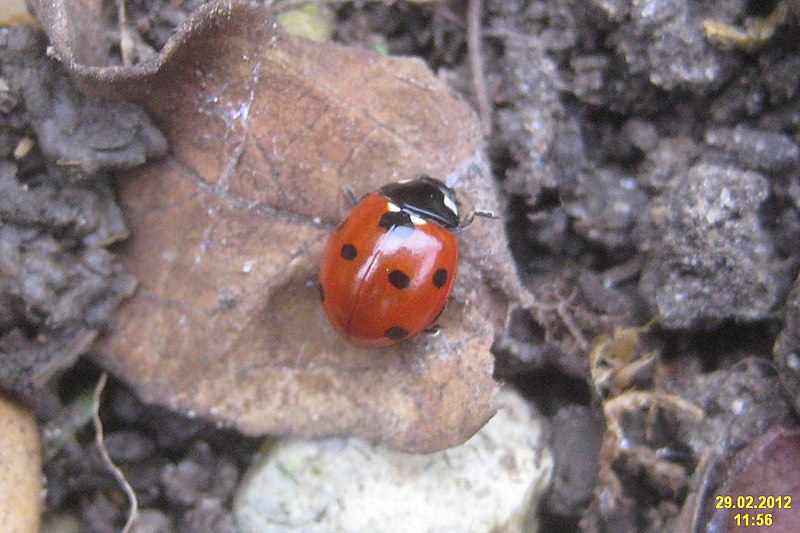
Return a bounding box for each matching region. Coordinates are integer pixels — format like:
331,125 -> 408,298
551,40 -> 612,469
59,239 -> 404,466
234,388 -> 553,533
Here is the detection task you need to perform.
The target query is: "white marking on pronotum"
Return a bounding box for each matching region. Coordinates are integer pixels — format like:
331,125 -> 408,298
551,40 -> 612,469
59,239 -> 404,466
387,202 -> 401,212
443,194 -> 458,216
410,214 -> 427,225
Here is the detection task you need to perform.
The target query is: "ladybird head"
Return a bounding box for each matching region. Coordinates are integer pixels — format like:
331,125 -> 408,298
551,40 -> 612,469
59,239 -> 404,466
378,175 -> 459,229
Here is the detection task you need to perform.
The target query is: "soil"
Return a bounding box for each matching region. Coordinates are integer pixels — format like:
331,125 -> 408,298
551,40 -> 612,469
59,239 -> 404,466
1,0 -> 799,531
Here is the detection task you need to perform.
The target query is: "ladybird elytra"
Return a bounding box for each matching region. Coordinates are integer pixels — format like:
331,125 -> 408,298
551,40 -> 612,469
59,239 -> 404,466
318,176 -> 461,347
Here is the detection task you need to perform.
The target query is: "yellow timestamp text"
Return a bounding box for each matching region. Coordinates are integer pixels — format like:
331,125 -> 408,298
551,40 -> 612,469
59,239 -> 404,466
715,495 -> 792,510
733,513 -> 772,527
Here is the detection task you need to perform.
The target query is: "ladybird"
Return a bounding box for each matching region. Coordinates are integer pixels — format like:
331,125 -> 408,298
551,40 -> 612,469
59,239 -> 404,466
318,176 -> 463,348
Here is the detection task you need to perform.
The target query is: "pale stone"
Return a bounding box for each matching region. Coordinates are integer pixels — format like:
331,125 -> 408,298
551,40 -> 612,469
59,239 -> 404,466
235,388 -> 552,533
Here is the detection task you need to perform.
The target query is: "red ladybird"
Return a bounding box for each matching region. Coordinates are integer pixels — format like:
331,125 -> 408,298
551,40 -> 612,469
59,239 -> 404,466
318,176 -> 463,348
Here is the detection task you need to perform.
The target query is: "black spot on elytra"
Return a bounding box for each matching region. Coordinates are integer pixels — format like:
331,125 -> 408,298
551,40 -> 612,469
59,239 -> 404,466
341,244 -> 357,260
433,268 -> 448,288
317,282 -> 325,302
388,270 -> 410,289
385,326 -> 409,341
378,211 -> 413,232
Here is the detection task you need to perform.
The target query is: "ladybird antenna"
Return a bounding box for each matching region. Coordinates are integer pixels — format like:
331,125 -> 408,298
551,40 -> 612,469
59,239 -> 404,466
458,209 -> 499,231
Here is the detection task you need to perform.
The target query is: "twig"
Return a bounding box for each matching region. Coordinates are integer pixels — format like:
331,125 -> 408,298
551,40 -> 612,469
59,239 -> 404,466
467,0 -> 492,136
117,0 -> 134,66
93,372 -> 138,533
555,292 -> 589,350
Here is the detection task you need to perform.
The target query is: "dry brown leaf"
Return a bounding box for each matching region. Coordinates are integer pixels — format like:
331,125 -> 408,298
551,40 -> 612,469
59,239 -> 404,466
30,0 -> 531,451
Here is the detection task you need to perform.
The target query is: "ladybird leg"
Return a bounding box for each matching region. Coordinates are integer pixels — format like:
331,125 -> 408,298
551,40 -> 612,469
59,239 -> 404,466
341,185 -> 358,206
423,305 -> 446,336
457,209 -> 498,231
423,324 -> 442,336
